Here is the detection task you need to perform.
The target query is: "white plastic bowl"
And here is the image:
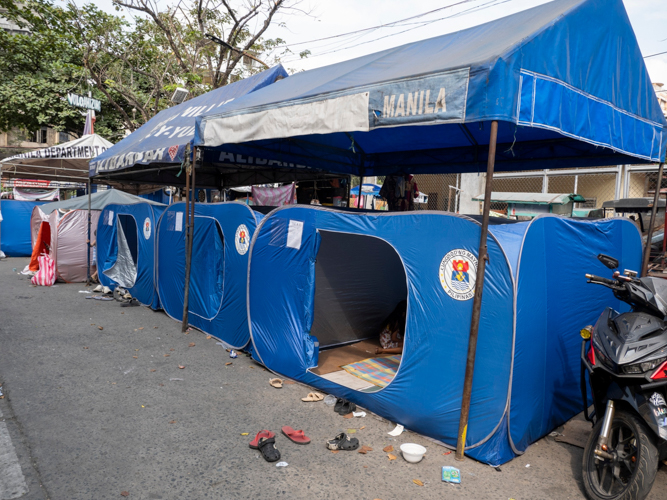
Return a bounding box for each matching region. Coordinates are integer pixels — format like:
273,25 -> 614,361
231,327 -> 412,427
400,443 -> 426,463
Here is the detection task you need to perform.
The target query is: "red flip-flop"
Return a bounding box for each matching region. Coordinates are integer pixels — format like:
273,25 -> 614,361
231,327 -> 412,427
249,430 -> 275,449
281,426 -> 311,445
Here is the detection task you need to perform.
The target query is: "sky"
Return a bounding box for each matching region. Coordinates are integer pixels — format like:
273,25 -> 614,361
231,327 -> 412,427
90,0 -> 667,85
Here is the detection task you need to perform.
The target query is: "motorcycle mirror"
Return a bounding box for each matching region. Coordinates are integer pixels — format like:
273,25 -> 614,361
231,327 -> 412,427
598,254 -> 619,270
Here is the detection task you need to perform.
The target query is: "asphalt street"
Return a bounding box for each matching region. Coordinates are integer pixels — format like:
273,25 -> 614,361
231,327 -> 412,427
1,256 -> 666,500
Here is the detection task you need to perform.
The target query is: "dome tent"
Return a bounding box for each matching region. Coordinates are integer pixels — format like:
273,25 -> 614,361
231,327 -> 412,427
156,202 -> 266,348
96,202 -> 166,309
246,206 -> 641,465
31,189 -> 163,283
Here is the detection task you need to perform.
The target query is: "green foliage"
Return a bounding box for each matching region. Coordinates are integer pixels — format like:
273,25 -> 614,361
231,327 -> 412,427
0,0 -> 310,139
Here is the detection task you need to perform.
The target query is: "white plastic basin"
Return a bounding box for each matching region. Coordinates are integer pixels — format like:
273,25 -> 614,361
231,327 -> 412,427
400,443 -> 426,463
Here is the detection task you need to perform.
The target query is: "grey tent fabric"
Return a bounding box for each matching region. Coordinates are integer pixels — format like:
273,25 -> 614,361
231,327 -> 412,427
39,189 -> 164,213
103,219 -> 137,289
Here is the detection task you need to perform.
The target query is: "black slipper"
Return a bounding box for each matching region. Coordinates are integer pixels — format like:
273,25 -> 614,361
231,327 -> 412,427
121,298 -> 140,307
334,397 -> 345,413
337,401 -> 357,415
258,436 -> 281,462
326,432 -> 359,451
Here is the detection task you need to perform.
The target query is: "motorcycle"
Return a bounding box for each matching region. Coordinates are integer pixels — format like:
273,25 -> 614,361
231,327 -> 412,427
581,253 -> 667,500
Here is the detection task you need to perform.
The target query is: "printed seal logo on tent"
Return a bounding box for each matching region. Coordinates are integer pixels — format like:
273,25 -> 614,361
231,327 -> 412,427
235,224 -> 250,255
439,249 -> 477,301
143,217 -> 151,240
167,144 -> 179,161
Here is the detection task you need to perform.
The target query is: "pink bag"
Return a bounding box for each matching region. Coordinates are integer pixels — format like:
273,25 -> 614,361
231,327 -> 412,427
31,254 -> 56,286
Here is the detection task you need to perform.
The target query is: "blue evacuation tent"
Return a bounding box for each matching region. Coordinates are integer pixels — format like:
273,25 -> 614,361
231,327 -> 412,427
247,206 -> 642,465
189,0 -> 665,465
194,0 -> 666,172
156,202 -> 265,348
89,65 -> 288,178
97,203 -> 166,309
0,200 -> 44,256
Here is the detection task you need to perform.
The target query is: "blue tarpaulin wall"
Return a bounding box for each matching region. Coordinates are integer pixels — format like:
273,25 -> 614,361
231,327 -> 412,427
195,0 -> 666,172
97,203 -> 166,309
140,189 -> 171,205
156,202 -> 264,348
247,206 -> 641,464
1,200 -> 44,256
90,65 -> 289,176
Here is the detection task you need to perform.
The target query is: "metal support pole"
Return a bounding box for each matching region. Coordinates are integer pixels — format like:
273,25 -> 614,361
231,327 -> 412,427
614,165 -> 623,200
182,152 -> 192,332
642,162 -> 664,277
357,175 -> 364,209
455,120 -> 499,461
86,177 -> 91,285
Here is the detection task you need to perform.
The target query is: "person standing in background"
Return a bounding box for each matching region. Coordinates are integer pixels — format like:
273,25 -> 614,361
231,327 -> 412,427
380,174 -> 419,211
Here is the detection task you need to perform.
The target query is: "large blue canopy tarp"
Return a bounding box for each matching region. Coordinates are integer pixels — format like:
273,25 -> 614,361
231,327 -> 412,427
90,65 -> 288,176
97,203 -> 166,309
247,206 -> 641,464
195,0 -> 666,174
0,200 -> 44,256
156,202 -> 264,348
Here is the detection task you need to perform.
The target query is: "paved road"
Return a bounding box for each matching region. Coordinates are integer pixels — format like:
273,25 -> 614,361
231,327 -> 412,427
1,257 -> 666,500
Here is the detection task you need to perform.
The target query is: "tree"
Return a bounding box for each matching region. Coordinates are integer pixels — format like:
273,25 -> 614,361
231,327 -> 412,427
0,0 -> 130,138
0,0 -> 310,138
111,0 -> 306,89
66,0 -> 310,133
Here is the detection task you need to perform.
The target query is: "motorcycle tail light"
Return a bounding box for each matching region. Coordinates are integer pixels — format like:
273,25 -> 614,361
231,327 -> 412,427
650,360 -> 667,380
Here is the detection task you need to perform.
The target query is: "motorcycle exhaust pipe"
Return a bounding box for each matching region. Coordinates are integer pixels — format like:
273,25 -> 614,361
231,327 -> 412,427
595,400 -> 615,459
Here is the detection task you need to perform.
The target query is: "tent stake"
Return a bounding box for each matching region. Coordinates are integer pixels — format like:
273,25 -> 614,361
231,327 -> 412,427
456,120 -> 498,461
86,177 -> 91,285
182,151 -> 193,332
642,162 -> 664,276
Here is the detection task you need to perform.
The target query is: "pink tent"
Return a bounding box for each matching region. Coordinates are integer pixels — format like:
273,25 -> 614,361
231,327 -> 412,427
30,207 -> 100,282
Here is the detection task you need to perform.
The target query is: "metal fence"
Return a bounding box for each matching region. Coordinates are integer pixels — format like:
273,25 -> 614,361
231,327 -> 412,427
414,165 -> 664,215
413,173 -> 461,211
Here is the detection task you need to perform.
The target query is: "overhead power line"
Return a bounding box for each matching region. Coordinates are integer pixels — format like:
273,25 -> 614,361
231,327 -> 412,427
276,0 -> 484,49
280,0 -> 513,63
645,50 -> 667,59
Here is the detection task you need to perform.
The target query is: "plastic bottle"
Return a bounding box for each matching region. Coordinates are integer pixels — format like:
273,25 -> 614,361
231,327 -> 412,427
324,394 -> 336,406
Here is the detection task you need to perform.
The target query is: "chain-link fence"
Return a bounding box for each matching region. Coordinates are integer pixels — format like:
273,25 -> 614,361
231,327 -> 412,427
627,171 -> 667,199
416,167 -> 629,215
413,174 -> 460,211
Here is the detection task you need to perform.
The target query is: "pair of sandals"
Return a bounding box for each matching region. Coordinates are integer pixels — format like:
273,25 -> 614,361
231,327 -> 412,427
334,397 -> 356,416
326,432 -> 360,451
301,392 -> 324,402
92,285 -> 112,294
250,426 -> 311,462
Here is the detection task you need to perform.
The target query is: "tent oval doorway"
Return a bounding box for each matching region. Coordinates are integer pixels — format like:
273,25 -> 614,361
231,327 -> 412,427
309,230 -> 408,393
188,216 -> 225,321
102,213 -> 139,289
117,214 -> 139,266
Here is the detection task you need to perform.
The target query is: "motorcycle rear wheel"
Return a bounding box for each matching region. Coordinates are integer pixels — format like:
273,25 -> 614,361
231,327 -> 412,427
582,409 -> 658,500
